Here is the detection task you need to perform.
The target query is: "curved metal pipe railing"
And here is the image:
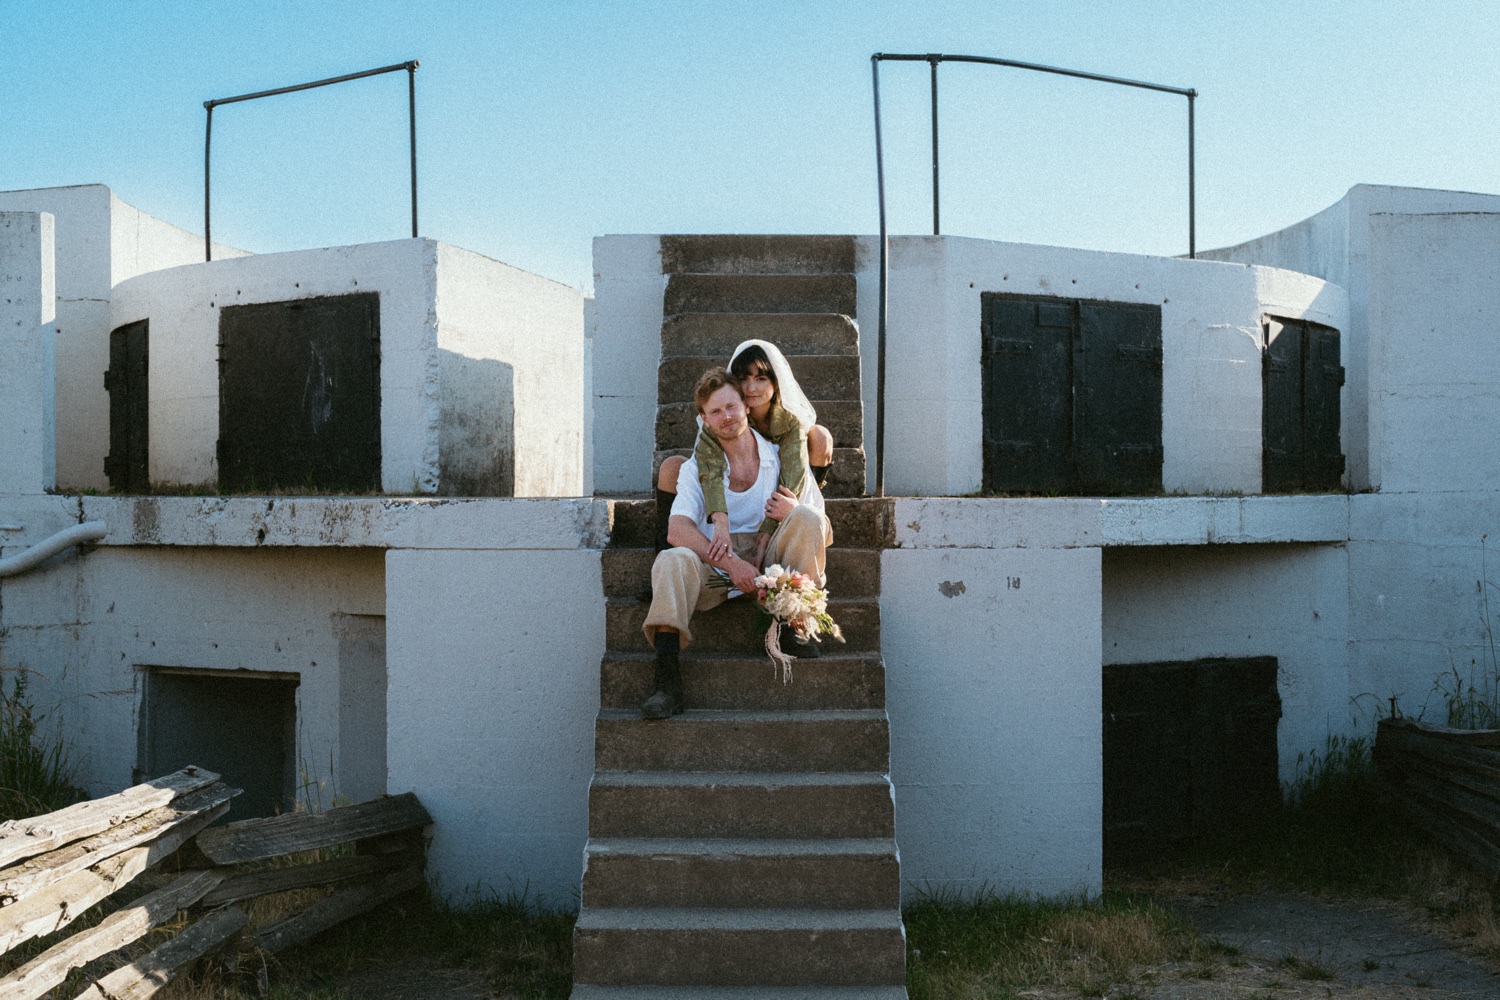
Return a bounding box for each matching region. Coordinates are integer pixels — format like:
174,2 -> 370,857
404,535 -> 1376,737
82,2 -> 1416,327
869,51 -> 1197,497
0,522 -> 108,578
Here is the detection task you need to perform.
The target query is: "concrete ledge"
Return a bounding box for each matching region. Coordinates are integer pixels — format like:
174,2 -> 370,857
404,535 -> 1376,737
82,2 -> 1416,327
55,495 -> 611,549
892,495 -> 1350,549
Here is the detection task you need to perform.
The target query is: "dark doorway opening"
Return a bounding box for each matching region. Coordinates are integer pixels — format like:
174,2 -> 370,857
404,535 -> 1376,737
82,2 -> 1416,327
217,293 -> 381,493
138,667 -> 299,820
105,319 -> 149,492
1103,656 -> 1282,862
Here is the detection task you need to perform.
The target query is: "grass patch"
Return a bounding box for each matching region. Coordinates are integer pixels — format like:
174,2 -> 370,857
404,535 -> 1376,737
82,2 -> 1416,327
904,890 -> 1208,999
0,672 -> 83,821
156,890 -> 575,999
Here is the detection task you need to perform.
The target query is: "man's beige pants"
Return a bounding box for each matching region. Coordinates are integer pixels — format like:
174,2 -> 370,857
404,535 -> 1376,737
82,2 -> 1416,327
642,504 -> 833,649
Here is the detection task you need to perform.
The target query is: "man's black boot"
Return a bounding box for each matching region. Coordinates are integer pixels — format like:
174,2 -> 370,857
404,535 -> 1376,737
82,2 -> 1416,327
654,488 -> 674,551
641,631 -> 684,719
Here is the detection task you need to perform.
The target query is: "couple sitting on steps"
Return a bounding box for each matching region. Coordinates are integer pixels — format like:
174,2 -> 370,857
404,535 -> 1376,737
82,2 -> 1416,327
641,340 -> 836,719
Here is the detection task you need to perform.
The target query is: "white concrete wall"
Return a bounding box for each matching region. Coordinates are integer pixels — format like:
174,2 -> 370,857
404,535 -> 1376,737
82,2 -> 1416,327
1348,492 -> 1500,725
590,236 -> 662,494
1101,544 -> 1352,784
386,545 -> 604,907
883,542 -> 1103,901
1203,184 -> 1500,491
0,212 -> 56,495
111,241 -> 441,491
1367,212 -> 1500,494
0,186 -> 244,492
853,236 -> 1346,497
434,244 -> 585,497
0,541 -> 384,804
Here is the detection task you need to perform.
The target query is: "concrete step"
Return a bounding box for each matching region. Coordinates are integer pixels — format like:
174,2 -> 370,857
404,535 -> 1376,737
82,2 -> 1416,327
656,400 -> 863,452
662,313 -> 860,359
601,653 -> 885,711
659,355 -> 861,406
606,595 -> 879,655
664,275 -> 857,317
660,235 -> 857,276
602,547 -> 880,600
822,448 -> 866,498
594,709 -> 890,773
604,498 -> 894,550
572,907 -> 906,987
573,986 -> 908,999
582,838 -> 900,909
588,771 -> 895,839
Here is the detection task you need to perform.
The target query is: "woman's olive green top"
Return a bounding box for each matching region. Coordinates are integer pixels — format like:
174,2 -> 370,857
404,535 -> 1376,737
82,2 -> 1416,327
694,401 -> 809,534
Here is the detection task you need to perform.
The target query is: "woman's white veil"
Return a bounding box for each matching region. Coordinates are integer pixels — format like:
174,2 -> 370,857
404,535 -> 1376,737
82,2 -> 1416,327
729,339 -> 817,431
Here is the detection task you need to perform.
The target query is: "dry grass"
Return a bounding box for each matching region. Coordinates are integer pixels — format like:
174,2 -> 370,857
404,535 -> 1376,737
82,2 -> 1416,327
904,891 -> 1214,999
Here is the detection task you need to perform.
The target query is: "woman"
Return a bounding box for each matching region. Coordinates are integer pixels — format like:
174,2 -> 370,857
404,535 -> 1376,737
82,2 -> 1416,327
657,340 -> 834,562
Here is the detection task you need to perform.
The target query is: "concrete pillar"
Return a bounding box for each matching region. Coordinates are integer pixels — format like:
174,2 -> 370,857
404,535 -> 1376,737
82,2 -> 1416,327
0,212 -> 56,495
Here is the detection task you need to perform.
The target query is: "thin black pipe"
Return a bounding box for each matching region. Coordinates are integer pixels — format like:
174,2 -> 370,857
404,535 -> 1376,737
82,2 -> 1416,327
929,56 -> 940,236
408,64 -> 418,238
203,105 -> 213,261
869,51 -> 1197,499
202,60 -> 420,260
871,55 -> 889,499
1188,92 -> 1196,259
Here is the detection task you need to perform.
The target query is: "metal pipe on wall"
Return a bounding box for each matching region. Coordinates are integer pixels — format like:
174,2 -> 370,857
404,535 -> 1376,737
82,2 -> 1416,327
869,51 -> 1198,498
202,60 -> 421,260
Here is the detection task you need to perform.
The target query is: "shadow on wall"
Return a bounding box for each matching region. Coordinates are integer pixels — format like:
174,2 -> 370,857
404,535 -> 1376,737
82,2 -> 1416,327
438,351 -> 514,497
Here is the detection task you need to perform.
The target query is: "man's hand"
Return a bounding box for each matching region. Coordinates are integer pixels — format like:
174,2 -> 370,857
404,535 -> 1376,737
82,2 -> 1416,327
765,485 -> 799,523
721,554 -> 759,594
706,513 -> 731,563
751,531 -> 771,571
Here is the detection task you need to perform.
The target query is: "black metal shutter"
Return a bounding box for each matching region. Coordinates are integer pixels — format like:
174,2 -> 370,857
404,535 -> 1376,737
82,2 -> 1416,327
104,320 -> 149,492
1076,302 -> 1163,494
1303,323 -> 1345,490
1261,319 -> 1304,492
218,293 -> 381,493
1262,317 -> 1344,492
982,296 -> 1072,493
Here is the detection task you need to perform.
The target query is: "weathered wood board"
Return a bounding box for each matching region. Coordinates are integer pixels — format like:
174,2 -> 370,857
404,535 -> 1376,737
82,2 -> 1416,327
0,769 -> 219,871
196,794 -> 431,865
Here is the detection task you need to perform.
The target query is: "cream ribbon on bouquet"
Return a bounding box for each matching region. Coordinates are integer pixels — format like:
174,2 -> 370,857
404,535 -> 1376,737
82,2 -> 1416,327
753,564 -> 845,684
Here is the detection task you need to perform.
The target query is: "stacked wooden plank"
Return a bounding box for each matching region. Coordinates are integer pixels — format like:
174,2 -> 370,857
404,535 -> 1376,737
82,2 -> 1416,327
0,767 -> 237,1000
0,770 -> 432,1000
1376,717 -> 1500,878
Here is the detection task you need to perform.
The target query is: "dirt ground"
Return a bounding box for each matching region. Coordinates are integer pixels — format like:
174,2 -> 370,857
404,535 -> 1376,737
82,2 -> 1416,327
324,889 -> 1500,999
1033,889 -> 1500,1000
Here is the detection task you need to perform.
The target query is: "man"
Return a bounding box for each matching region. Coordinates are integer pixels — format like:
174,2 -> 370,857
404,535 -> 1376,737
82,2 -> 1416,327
640,367 -> 833,719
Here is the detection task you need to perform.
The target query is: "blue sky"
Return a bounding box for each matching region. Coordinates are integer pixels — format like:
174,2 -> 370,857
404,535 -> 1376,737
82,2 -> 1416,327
5,1 -> 1498,291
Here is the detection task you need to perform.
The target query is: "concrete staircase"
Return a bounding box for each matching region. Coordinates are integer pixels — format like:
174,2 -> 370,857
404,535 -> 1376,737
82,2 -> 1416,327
573,236 -> 905,997
654,235 -> 866,498
576,500 -> 904,997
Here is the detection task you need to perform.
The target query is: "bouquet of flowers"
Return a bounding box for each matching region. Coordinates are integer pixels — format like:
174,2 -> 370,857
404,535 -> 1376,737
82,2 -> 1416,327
754,564 -> 845,684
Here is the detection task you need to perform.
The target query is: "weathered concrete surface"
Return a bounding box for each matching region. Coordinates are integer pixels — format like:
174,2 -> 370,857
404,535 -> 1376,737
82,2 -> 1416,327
591,236 -> 662,494
882,544 -> 1103,901
660,235 -> 858,275
0,212 -> 55,495
0,185 -> 246,492
385,546 -> 604,910
852,235 -> 1348,497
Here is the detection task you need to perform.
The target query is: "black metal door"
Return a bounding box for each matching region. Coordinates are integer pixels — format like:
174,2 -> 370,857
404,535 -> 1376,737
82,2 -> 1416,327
982,297 -> 1072,493
1103,656 -> 1282,859
218,293 -> 381,493
104,320 -> 149,493
1262,317 -> 1344,492
1076,302 -> 1163,494
982,293 -> 1162,495
1303,323 -> 1345,490
1262,319 -> 1304,492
